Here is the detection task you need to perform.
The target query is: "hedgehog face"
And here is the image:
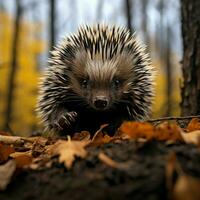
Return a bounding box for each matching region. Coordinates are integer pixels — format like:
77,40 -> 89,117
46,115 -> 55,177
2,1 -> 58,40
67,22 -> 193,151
70,51 -> 134,111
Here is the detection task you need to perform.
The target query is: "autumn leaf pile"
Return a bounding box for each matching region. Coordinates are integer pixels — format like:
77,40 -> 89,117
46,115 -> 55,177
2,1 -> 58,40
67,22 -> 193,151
1,118 -> 200,199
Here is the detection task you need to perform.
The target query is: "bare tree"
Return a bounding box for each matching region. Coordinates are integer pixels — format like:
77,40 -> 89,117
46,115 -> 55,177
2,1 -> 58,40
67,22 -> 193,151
141,0 -> 150,46
125,0 -> 133,33
4,0 -> 22,130
180,0 -> 200,115
49,0 -> 56,51
165,25 -> 173,116
0,0 -> 5,11
156,0 -> 165,60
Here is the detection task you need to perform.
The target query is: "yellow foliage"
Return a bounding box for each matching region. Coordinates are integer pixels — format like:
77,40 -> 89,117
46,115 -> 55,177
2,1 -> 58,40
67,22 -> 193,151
152,58 -> 181,118
0,11 -> 45,136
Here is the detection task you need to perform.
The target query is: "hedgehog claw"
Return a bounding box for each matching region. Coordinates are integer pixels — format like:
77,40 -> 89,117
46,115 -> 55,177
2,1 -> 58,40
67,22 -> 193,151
67,111 -> 77,122
54,121 -> 63,130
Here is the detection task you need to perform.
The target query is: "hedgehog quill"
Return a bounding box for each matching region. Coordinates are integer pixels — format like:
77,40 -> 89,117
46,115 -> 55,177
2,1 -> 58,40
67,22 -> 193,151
37,24 -> 156,135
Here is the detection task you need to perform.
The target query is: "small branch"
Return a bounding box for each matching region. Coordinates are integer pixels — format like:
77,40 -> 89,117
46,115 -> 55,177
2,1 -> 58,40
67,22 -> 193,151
0,135 -> 40,145
147,115 -> 200,123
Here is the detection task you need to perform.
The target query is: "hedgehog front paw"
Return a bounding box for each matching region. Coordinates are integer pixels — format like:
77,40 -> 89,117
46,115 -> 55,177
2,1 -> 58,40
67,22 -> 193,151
54,111 -> 78,131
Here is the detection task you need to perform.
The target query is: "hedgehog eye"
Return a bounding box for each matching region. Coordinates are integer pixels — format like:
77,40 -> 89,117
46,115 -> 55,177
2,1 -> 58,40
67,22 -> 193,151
113,79 -> 121,88
81,79 -> 89,88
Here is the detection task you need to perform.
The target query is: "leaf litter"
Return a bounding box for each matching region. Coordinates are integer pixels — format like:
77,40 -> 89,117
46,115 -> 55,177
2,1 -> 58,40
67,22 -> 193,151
0,118 -> 200,195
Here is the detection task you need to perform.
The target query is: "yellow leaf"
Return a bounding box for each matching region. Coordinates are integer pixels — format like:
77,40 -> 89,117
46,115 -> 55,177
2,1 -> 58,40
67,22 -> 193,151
50,138 -> 89,169
181,130 -> 200,145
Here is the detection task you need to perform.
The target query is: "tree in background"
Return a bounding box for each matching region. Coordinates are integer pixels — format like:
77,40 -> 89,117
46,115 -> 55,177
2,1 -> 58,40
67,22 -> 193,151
4,0 -> 22,131
125,0 -> 133,33
49,0 -> 56,51
0,5 -> 45,135
181,0 -> 200,115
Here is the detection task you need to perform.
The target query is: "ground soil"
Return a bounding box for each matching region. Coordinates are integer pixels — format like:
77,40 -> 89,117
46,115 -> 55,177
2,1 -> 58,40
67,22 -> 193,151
1,140 -> 200,200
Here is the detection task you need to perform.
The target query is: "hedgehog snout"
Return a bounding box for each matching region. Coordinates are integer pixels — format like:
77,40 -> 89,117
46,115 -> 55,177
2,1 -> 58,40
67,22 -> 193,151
93,96 -> 109,110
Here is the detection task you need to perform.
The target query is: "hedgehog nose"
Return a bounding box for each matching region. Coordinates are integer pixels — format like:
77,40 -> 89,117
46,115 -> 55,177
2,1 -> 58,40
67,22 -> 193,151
94,97 -> 108,109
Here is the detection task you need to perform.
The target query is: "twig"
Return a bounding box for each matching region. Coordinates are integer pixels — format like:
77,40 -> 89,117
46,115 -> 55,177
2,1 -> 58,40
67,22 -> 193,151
0,135 -> 40,145
98,152 -> 129,170
147,115 -> 200,123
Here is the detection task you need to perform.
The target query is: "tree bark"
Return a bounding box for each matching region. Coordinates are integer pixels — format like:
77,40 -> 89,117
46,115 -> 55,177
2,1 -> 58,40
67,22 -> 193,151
49,0 -> 56,51
166,25 -> 172,116
125,0 -> 133,33
141,0 -> 150,46
181,0 -> 200,115
4,0 -> 22,130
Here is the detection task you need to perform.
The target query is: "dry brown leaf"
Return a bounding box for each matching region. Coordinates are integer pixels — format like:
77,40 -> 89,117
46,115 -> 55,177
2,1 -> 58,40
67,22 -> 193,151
90,124 -> 113,146
10,151 -> 32,168
181,130 -> 200,145
0,143 -> 15,162
50,138 -> 89,169
33,137 -> 48,146
0,160 -> 16,191
118,121 -> 154,140
14,155 -> 32,168
187,118 -> 200,132
91,132 -> 113,146
72,131 -> 91,141
154,122 -> 183,141
30,154 -> 52,170
173,175 -> 200,200
98,152 -> 129,170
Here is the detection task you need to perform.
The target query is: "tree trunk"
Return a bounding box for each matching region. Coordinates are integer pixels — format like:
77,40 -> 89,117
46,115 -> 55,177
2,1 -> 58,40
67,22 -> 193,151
166,25 -> 173,116
49,0 -> 56,51
4,0 -> 22,130
180,0 -> 200,115
125,0 -> 133,33
141,0 -> 150,46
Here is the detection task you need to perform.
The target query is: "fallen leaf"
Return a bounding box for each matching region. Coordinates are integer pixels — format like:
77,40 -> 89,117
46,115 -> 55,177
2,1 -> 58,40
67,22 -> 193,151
90,124 -> 113,146
154,122 -> 183,141
0,143 -> 15,162
118,121 -> 154,140
181,130 -> 200,145
15,155 -> 32,168
10,151 -> 32,168
50,137 -> 89,169
98,152 -> 129,170
72,131 -> 91,141
187,118 -> 200,132
173,175 -> 200,200
91,132 -> 113,146
0,160 -> 16,191
30,154 -> 52,170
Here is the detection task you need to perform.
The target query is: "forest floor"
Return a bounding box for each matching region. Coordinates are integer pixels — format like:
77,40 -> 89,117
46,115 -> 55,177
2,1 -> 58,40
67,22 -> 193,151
1,119 -> 200,200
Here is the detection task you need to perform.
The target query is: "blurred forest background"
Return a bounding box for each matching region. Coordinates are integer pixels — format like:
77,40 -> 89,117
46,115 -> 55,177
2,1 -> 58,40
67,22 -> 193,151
0,0 -> 182,136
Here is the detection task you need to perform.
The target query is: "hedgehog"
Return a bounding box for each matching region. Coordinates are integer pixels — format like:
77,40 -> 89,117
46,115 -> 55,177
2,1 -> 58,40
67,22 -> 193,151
36,24 -> 156,135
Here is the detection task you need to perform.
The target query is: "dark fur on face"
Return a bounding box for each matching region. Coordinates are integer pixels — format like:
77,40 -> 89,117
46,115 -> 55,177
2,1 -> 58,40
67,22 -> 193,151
36,24 -> 155,135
